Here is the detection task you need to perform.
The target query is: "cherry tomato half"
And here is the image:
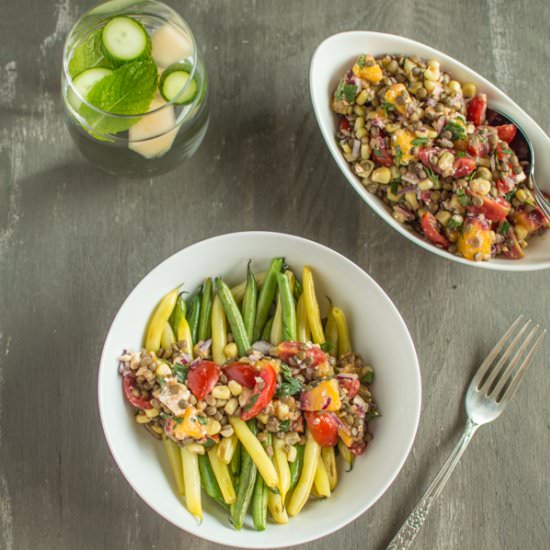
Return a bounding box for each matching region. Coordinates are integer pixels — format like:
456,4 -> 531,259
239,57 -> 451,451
468,194 -> 511,222
338,377 -> 360,399
453,157 -> 476,178
240,363 -> 277,421
187,360 -> 221,400
276,341 -> 328,368
420,211 -> 449,248
305,411 -> 339,447
122,374 -> 152,409
496,124 -> 517,143
223,362 -> 257,389
467,93 -> 487,126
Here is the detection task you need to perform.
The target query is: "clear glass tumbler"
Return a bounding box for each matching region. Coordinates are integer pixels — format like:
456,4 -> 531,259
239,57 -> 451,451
62,0 -> 209,176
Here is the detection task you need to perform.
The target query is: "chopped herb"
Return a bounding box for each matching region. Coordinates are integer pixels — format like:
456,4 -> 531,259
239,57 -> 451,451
425,166 -> 440,187
499,220 -> 511,235
243,392 -> 260,412
360,369 -> 375,384
390,179 -> 400,195
160,412 -> 171,420
373,148 -> 383,158
412,137 -> 429,146
174,416 -> 184,424
357,55 -> 366,68
456,188 -> 471,206
203,438 -> 216,449
504,191 -> 515,202
443,121 -> 466,141
335,79 -> 345,100
321,341 -> 335,354
447,218 -> 462,230
276,363 -> 304,397
343,84 -> 358,102
279,419 -> 291,432
381,100 -> 395,115
394,145 -> 403,166
174,363 -> 188,383
366,408 -> 381,422
456,151 -> 467,158
197,416 -> 208,425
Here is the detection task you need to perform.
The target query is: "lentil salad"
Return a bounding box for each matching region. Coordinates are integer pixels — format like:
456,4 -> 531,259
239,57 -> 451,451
119,259 -> 379,528
332,54 -> 549,261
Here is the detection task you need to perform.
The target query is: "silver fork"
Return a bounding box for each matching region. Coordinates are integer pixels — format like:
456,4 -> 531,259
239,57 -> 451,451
386,316 -> 546,550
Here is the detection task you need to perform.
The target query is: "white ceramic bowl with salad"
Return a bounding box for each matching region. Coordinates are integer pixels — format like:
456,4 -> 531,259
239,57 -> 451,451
310,31 -> 550,271
98,231 -> 421,548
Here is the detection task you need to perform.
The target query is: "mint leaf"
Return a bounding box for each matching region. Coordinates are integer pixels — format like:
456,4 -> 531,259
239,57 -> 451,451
80,59 -> 158,135
68,29 -> 114,79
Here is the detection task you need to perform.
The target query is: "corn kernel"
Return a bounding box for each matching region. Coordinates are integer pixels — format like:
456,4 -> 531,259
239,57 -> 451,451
462,82 -> 477,98
228,380 -> 242,396
476,167 -> 492,181
424,61 -> 440,81
257,413 -> 269,424
135,413 -> 150,424
438,151 -> 455,175
151,425 -> 163,434
342,143 -> 351,154
223,342 -> 238,359
470,178 -> 491,196
277,403 -> 290,420
211,385 -> 231,400
436,210 -> 452,226
371,167 -> 392,184
155,363 -> 172,377
224,397 -> 238,416
448,80 -> 462,95
287,445 -> 297,463
354,117 -> 364,131
353,104 -> 366,116
515,225 -> 529,240
386,186 -> 400,202
424,79 -> 437,92
360,144 -> 370,159
186,443 -> 206,455
356,127 -> 368,139
355,89 -> 369,105
206,419 -> 222,436
418,178 -> 434,191
405,192 -> 419,210
145,407 -> 159,418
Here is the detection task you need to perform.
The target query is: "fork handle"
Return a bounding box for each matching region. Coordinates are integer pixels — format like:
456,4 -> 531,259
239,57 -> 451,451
386,419 -> 479,550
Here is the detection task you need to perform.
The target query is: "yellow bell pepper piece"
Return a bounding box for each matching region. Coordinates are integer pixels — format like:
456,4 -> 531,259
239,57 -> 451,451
174,406 -> 208,440
352,55 -> 383,84
384,83 -> 412,116
457,221 -> 494,261
392,128 -> 415,165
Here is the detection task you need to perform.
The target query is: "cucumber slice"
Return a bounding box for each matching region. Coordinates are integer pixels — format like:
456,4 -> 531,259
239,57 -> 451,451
68,67 -> 112,110
159,63 -> 198,105
101,16 -> 151,64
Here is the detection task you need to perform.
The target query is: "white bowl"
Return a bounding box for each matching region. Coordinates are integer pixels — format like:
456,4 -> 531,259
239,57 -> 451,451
98,232 -> 421,548
310,31 -> 550,271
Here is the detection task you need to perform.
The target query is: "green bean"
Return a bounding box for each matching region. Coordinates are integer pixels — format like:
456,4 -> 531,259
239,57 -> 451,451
231,420 -> 258,530
277,272 -> 297,342
241,261 -> 257,343
252,257 -> 284,342
169,292 -> 187,337
215,277 -> 251,356
198,453 -> 229,510
289,444 -> 305,492
198,278 -> 213,341
261,317 -> 274,341
230,440 -> 241,486
187,293 -> 201,344
293,277 -> 303,302
251,470 -> 268,530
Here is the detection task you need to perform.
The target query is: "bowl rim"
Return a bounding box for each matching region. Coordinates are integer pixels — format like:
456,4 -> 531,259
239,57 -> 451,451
97,231 -> 422,547
310,30 -> 550,272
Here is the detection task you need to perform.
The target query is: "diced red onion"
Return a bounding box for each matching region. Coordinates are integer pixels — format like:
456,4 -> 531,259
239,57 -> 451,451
252,340 -> 272,355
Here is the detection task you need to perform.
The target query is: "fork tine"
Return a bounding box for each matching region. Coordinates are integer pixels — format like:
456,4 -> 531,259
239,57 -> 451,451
470,315 -> 524,390
479,319 -> 532,394
490,324 -> 540,398
498,328 -> 546,403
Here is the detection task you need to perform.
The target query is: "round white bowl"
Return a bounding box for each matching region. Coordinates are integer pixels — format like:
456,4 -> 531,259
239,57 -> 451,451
98,231 -> 421,547
310,31 -> 550,271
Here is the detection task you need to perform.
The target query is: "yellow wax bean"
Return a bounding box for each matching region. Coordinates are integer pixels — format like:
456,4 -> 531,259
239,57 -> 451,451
144,289 -> 179,352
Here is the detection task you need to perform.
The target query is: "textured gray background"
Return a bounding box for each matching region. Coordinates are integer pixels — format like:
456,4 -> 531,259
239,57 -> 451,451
1,1 -> 549,549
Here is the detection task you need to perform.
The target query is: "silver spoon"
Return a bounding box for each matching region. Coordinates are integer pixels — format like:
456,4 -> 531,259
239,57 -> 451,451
486,107 -> 550,219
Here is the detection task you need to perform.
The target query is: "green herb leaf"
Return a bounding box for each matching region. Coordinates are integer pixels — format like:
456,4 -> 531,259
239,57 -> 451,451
243,392 -> 260,412
320,341 -> 335,354
197,416 -> 208,425
504,191 -> 515,202
335,79 -> 345,100
174,363 -> 188,383
276,363 -> 304,397
360,369 -> 375,384
394,145 -> 403,167
412,137 -> 429,146
357,55 -> 366,68
160,412 -> 171,420
343,84 -> 358,102
203,438 -> 216,449
456,188 -> 471,206
456,151 -> 467,158
447,218 -> 462,230
68,29 -> 114,79
279,419 -> 291,432
381,100 -> 395,115
499,220 -> 511,235
425,166 -> 440,187
443,121 -> 466,141
390,180 -> 400,195
366,408 -> 381,422
80,59 -> 158,134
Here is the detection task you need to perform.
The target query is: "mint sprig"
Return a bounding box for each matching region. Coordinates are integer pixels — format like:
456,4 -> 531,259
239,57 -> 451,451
79,59 -> 158,135
68,29 -> 114,79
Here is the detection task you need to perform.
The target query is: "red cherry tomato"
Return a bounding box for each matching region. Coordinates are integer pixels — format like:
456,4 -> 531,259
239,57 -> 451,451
350,441 -> 367,456
338,377 -> 360,399
503,227 -> 524,259
276,341 -> 328,367
496,179 -> 515,194
240,363 -> 277,421
187,360 -> 221,400
453,157 -> 476,178
467,94 -> 487,126
223,362 -> 257,389
305,412 -> 339,447
417,146 -> 440,171
420,211 -> 449,248
496,124 -> 517,143
122,374 -> 152,409
371,135 -> 393,167
339,117 -> 351,133
467,134 -> 490,158
468,195 -> 511,222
